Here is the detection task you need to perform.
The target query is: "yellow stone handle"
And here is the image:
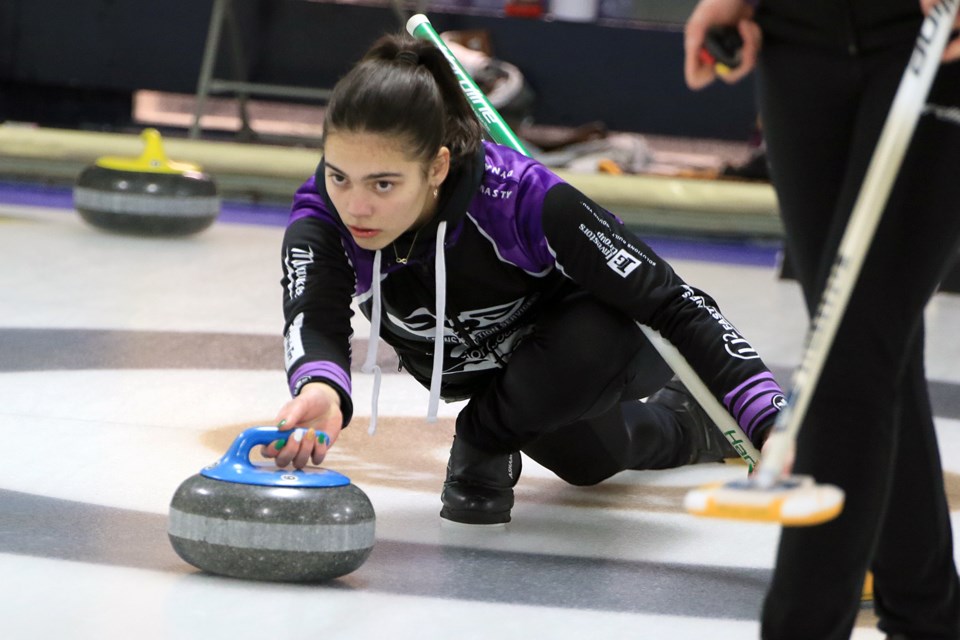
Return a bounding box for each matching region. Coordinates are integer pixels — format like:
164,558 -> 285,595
95,128 -> 203,175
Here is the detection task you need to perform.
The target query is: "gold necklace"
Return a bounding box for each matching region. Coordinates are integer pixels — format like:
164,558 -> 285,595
393,188 -> 438,264
393,226 -> 422,264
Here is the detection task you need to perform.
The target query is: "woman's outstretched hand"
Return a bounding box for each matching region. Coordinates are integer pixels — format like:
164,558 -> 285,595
262,382 -> 344,470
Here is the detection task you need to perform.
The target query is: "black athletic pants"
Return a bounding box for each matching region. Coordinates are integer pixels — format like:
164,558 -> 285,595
454,291 -> 685,485
757,37 -> 960,639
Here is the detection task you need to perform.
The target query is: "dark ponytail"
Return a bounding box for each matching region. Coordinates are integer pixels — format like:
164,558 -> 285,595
322,33 -> 484,170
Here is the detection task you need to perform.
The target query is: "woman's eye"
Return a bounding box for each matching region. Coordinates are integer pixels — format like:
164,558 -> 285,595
374,181 -> 394,193
327,174 -> 347,186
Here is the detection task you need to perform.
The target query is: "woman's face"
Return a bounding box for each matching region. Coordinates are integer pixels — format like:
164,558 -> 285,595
323,131 -> 449,251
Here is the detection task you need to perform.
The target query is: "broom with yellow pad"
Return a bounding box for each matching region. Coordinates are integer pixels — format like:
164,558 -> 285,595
414,0 -> 957,528
684,0 -> 958,524
408,15 -> 956,607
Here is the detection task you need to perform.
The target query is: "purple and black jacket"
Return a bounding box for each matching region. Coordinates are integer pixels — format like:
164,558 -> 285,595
281,141 -> 784,448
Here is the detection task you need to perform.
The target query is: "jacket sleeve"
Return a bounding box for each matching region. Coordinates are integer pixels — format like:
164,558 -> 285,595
281,183 -> 357,427
535,181 -> 783,447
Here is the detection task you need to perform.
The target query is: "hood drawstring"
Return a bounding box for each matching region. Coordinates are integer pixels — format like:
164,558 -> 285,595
360,250 -> 383,435
427,220 -> 448,423
362,220 -> 448,434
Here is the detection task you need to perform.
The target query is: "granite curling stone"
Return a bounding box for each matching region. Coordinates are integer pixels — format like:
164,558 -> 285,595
74,128 -> 220,236
168,426 -> 375,582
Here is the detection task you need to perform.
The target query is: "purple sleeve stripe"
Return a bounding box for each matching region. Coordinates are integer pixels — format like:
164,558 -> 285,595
289,361 -> 351,397
723,371 -> 776,408
746,404 -> 779,434
723,372 -> 783,434
733,391 -> 778,436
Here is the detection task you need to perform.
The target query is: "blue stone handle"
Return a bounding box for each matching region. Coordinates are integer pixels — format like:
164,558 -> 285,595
200,426 -> 350,487
221,425 -> 285,467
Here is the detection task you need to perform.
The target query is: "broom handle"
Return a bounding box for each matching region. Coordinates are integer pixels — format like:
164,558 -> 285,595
408,13 -> 762,470
755,0 -> 959,487
407,15 -> 530,155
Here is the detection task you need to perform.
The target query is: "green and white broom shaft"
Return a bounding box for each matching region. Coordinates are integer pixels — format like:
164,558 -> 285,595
755,0 -> 959,488
408,13 -> 761,469
407,14 -> 531,156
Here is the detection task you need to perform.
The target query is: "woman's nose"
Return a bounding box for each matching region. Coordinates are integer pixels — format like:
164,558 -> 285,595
344,192 -> 373,218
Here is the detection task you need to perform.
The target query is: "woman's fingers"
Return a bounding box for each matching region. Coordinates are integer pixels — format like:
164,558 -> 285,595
268,384 -> 344,468
262,441 -> 280,459
719,19 -> 761,84
311,430 -> 332,465
262,416 -> 293,460
684,19 -> 716,89
271,428 -> 332,470
292,428 -> 318,470
274,428 -> 307,468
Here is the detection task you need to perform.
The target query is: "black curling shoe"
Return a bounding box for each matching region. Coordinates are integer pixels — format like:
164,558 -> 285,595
440,436 -> 521,525
647,378 -> 738,464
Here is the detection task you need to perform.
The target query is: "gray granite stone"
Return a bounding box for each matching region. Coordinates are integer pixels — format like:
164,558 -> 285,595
74,165 -> 219,236
168,474 -> 375,582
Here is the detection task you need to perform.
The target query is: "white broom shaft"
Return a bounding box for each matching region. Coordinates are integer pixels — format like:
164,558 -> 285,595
409,13 -> 761,467
756,0 -> 959,486
638,324 -> 760,466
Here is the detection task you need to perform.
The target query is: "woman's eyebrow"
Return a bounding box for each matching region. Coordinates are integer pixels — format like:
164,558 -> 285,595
325,162 -> 404,180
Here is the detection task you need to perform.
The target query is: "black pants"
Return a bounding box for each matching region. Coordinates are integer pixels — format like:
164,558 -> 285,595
455,291 -> 685,485
757,38 -> 960,639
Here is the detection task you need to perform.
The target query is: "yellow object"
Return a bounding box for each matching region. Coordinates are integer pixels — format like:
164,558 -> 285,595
684,475 -> 845,526
862,570 -> 874,603
95,128 -> 203,175
597,158 -> 624,175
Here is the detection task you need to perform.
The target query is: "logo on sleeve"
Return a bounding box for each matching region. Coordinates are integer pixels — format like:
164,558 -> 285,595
284,246 -> 314,299
607,249 -> 641,277
284,313 -> 305,371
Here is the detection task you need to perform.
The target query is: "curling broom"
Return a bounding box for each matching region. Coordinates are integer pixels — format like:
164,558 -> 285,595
407,14 -> 764,473
684,0 -> 960,525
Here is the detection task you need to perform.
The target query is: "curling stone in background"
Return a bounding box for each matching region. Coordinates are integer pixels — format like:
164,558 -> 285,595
73,128 -> 220,236
169,426 -> 375,582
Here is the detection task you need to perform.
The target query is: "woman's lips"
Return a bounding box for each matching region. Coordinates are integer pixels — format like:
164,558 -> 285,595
348,226 -> 380,239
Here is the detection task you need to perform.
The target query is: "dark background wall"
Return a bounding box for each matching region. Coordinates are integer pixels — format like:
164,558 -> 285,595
0,0 -> 757,140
